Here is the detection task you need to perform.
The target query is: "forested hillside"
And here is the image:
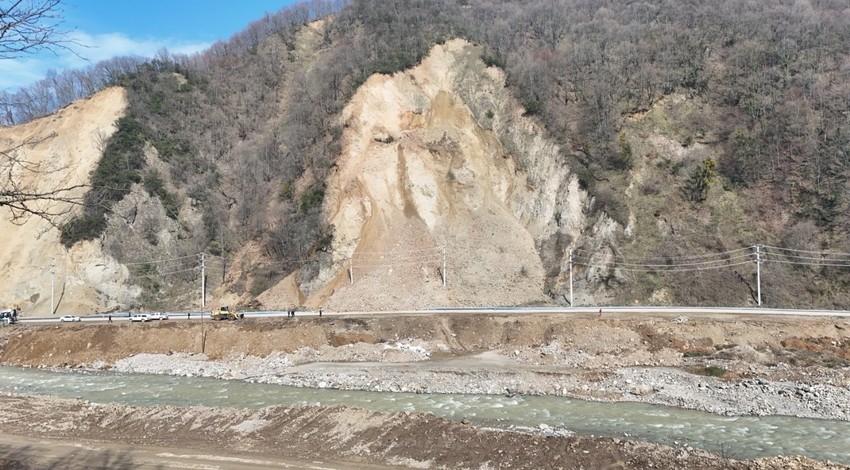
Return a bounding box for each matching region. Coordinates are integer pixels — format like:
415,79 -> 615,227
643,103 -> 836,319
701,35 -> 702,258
5,0 -> 850,310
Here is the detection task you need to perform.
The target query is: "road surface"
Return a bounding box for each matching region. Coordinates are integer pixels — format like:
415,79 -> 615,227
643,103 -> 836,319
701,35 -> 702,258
14,305 -> 850,325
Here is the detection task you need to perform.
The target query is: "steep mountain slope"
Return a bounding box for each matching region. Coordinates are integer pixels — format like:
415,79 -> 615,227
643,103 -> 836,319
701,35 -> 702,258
315,41 -> 550,308
4,1 -> 850,313
0,88 -> 137,315
0,39 -> 610,314
294,39 -> 610,310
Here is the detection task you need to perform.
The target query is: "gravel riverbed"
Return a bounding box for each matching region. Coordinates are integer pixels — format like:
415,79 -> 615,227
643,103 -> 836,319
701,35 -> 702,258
102,340 -> 850,422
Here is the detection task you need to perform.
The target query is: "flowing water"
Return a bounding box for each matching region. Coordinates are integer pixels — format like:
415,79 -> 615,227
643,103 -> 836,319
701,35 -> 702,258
2,366 -> 848,464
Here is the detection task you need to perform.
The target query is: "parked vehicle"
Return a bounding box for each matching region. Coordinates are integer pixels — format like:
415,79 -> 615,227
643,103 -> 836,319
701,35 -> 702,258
149,312 -> 169,320
59,315 -> 81,322
129,313 -> 151,322
0,308 -> 18,325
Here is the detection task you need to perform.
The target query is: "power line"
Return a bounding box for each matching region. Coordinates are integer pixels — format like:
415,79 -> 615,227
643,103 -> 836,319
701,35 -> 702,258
127,266 -> 200,279
764,253 -> 850,264
565,243 -> 850,307
352,258 -> 443,268
760,259 -> 850,269
347,246 -> 447,286
351,246 -> 443,256
122,253 -> 201,266
575,253 -> 754,270
761,244 -> 850,257
573,246 -> 752,264
603,260 -> 755,273
764,251 -> 850,266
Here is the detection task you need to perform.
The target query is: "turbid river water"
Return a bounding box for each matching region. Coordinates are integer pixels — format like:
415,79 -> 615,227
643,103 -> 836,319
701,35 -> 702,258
2,366 -> 848,464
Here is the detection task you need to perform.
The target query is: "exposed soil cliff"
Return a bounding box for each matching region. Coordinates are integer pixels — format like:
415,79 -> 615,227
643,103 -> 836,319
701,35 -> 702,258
287,39 -> 612,311
0,88 -> 136,316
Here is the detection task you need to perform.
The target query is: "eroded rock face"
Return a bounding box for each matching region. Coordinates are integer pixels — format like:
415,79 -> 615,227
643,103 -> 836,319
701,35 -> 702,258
0,88 -> 135,315
305,39 -> 615,310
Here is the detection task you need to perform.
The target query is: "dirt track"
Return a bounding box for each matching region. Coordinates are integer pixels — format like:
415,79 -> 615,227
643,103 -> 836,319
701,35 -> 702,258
1,311 -> 849,469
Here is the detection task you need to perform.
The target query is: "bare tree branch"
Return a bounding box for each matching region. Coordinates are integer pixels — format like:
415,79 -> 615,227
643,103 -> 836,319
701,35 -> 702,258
0,132 -> 86,225
0,0 -> 87,226
0,0 -> 71,59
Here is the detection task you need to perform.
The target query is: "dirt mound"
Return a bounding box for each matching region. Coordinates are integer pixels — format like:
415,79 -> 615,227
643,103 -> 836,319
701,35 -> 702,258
2,313 -> 848,373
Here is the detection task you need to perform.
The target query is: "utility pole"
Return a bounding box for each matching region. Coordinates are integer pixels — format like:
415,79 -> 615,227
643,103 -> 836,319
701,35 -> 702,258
200,291 -> 206,354
50,258 -> 55,315
200,253 -> 206,309
755,245 -> 762,306
569,250 -> 574,307
199,252 -> 207,354
442,246 -> 447,287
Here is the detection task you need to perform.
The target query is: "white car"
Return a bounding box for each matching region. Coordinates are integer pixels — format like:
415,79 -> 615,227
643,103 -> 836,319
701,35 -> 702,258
59,315 -> 81,322
149,312 -> 169,320
129,313 -> 151,322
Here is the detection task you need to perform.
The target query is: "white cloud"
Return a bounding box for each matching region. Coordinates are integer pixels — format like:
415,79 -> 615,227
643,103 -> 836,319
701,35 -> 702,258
0,57 -> 47,90
67,30 -> 210,65
1,30 -> 211,92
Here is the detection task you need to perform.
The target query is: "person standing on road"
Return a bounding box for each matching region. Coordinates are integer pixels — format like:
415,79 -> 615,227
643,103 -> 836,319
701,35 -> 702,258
187,312 -> 191,320
108,315 -> 112,323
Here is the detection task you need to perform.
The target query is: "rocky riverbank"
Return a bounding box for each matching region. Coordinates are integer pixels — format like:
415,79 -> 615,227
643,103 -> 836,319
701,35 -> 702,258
102,344 -> 850,422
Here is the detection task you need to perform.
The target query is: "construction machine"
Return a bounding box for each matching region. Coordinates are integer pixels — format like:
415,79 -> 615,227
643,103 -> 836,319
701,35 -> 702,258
210,306 -> 242,321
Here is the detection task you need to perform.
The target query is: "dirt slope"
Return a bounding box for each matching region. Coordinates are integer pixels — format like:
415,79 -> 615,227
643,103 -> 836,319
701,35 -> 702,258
3,313 -> 848,385
0,88 -> 132,316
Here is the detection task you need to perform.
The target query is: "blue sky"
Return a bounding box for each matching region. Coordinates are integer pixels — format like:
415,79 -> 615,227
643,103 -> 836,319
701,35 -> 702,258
1,0 -> 302,91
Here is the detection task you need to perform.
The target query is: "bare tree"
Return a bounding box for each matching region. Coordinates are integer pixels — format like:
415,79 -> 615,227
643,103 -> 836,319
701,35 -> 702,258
1,0 -> 84,225
0,0 -> 71,59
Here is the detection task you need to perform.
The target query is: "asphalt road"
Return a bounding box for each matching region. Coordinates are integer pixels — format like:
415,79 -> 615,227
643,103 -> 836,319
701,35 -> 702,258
14,305 -> 850,325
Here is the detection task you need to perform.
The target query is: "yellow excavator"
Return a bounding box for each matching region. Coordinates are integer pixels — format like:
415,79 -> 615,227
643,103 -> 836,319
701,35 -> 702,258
210,306 -> 243,321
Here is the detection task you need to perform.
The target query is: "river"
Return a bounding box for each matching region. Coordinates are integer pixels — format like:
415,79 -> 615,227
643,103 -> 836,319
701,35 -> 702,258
2,366 -> 848,464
